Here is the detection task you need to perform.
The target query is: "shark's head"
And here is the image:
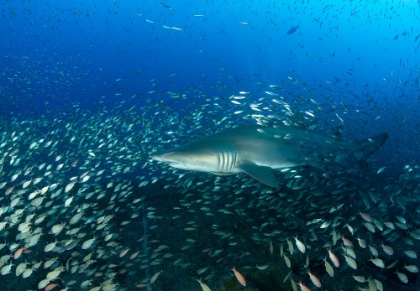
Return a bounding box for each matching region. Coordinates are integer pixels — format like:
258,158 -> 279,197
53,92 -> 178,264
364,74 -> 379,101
151,143 -> 236,173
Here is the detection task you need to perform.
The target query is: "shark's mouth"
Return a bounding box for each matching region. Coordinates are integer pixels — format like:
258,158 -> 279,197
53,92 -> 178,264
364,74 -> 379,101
168,162 -> 185,169
151,154 -> 183,168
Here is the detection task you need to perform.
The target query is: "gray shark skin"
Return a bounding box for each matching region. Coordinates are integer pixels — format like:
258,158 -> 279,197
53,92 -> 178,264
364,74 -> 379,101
151,125 -> 388,187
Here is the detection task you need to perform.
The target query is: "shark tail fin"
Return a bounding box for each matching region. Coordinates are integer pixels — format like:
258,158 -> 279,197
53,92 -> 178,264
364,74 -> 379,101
327,126 -> 343,141
354,132 -> 388,168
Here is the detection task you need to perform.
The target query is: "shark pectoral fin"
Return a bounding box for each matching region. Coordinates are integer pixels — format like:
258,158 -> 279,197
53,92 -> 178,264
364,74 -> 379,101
237,162 -> 279,188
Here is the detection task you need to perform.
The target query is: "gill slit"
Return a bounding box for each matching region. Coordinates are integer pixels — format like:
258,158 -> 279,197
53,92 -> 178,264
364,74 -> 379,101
218,149 -> 236,172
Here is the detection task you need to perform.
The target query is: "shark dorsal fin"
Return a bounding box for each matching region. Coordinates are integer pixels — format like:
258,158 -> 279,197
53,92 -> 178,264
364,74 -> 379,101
237,162 -> 279,188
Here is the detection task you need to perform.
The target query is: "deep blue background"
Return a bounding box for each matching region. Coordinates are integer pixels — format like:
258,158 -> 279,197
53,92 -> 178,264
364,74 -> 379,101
1,0 -> 420,174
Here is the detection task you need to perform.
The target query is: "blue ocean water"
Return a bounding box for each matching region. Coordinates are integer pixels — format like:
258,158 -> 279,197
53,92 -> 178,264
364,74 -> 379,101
1,1 -> 420,291
2,1 -> 419,164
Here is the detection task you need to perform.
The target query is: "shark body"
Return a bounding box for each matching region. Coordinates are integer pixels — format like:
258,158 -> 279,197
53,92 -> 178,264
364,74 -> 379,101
151,125 -> 388,187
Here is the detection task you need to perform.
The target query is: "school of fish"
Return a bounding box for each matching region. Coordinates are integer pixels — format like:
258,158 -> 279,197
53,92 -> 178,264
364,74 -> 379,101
0,76 -> 418,290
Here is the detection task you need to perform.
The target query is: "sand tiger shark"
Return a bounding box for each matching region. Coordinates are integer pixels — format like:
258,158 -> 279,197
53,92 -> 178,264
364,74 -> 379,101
151,124 -> 388,187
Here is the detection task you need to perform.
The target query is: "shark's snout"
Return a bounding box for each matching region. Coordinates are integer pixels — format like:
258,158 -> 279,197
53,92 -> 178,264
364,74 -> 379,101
150,150 -> 173,162
151,150 -> 191,170
150,154 -> 161,161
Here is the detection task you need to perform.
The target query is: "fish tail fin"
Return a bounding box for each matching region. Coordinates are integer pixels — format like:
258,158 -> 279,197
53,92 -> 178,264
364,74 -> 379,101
327,126 -> 343,141
354,132 -> 388,168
